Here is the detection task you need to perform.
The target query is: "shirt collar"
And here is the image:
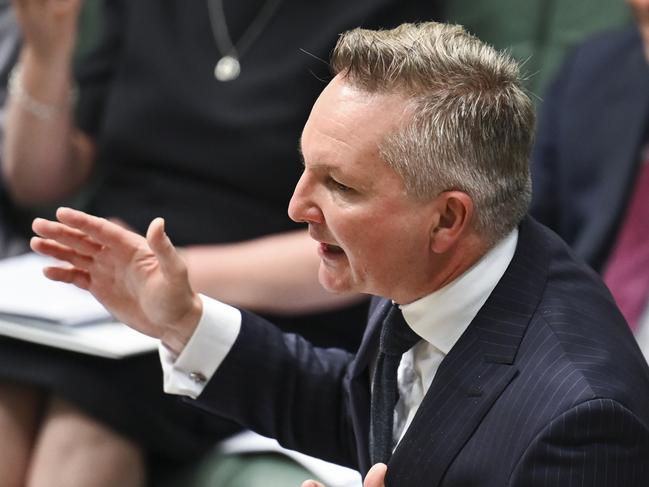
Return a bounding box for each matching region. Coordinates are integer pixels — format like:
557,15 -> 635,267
400,229 -> 518,355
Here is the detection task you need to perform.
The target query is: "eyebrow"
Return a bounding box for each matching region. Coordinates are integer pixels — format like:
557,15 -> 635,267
296,137 -> 340,173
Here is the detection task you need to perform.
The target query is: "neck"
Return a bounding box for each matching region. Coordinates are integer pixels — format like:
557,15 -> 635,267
393,233 -> 489,305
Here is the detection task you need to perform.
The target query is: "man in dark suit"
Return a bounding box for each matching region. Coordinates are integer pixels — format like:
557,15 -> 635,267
530,0 -> 649,358
29,22 -> 649,486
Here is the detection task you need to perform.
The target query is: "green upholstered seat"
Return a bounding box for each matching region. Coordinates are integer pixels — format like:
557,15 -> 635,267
446,0 -> 632,99
154,452 -> 320,487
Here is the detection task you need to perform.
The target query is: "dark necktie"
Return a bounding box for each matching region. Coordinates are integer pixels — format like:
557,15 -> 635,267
370,303 -> 421,465
603,159 -> 649,330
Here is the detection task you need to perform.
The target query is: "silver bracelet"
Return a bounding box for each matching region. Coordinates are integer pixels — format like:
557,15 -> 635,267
8,64 -> 78,120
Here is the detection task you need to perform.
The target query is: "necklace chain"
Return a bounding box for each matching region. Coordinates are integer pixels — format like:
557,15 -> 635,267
206,0 -> 283,81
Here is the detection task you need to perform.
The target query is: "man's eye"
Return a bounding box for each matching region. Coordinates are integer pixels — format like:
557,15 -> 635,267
328,178 -> 352,192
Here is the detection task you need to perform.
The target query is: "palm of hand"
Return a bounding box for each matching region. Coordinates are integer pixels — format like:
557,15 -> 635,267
31,208 -> 198,342
89,241 -> 172,338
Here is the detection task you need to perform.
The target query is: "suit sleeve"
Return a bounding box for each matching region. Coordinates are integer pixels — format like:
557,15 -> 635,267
508,398 -> 649,486
189,308 -> 361,469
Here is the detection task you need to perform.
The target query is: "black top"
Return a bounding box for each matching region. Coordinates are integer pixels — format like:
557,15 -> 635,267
0,0 -> 441,465
76,0 -> 439,244
71,0 -> 439,349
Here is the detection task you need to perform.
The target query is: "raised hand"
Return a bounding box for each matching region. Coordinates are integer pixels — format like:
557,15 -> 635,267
301,463 -> 387,487
31,207 -> 202,354
13,0 -> 83,63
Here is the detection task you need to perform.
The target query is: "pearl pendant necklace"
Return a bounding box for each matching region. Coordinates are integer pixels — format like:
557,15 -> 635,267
214,55 -> 241,82
207,0 -> 283,82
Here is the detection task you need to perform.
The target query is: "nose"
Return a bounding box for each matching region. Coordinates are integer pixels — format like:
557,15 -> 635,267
288,172 -> 324,224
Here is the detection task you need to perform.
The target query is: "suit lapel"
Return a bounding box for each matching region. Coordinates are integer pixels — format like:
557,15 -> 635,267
386,218 -> 550,486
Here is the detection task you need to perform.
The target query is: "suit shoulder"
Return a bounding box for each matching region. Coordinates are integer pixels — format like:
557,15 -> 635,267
513,225 -> 649,414
569,26 -> 639,67
509,397 -> 649,485
525,290 -> 649,419
550,26 -> 641,91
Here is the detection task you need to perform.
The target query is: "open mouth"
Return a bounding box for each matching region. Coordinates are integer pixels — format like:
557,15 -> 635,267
320,242 -> 345,255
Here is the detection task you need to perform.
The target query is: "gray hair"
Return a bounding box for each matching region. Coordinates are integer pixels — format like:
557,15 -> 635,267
331,22 -> 534,245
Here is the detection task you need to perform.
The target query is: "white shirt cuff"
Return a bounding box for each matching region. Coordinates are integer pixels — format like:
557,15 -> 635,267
159,294 -> 242,398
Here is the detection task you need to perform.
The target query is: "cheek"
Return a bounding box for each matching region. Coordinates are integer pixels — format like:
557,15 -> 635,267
345,225 -> 398,276
332,205 -> 427,274
328,218 -> 375,270
374,219 -> 430,268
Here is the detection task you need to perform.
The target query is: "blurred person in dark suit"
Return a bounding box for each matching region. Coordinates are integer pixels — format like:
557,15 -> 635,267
531,0 -> 649,361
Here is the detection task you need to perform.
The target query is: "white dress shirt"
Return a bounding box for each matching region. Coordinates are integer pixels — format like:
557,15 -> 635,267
393,229 -> 517,446
160,229 -> 519,449
632,305 -> 649,363
160,296 -> 241,398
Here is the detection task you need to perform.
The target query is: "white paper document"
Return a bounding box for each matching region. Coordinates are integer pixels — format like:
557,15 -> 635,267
0,253 -> 158,358
0,252 -> 111,325
218,430 -> 362,487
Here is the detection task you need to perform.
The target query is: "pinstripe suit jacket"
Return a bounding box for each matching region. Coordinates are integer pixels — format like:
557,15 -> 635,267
195,217 -> 649,486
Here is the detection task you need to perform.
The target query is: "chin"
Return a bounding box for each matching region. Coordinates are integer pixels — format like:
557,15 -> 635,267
318,267 -> 354,294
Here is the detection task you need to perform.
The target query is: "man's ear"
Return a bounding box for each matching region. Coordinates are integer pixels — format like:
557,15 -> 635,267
429,191 -> 474,253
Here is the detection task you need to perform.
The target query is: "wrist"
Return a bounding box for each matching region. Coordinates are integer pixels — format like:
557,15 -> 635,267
160,293 -> 203,356
8,63 -> 78,121
22,43 -> 75,74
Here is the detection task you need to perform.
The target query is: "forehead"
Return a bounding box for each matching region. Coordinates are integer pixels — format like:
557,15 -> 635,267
300,76 -> 410,163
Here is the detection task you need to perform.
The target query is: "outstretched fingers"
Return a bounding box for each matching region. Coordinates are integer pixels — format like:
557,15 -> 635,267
30,236 -> 94,270
146,218 -> 185,280
32,217 -> 103,256
42,265 -> 91,290
54,207 -> 140,253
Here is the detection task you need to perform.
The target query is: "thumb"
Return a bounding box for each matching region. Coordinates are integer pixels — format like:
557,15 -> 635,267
364,463 -> 387,487
301,481 -> 326,487
146,218 -> 184,278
